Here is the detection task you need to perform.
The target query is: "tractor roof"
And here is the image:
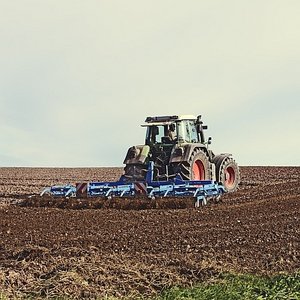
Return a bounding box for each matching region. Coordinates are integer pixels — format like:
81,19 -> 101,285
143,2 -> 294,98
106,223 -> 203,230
143,115 -> 197,125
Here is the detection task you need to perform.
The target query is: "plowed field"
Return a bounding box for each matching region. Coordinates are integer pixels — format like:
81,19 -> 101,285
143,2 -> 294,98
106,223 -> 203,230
0,167 -> 299,299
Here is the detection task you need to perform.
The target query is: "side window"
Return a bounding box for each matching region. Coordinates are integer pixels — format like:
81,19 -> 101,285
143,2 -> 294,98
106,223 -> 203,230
176,121 -> 199,143
189,121 -> 198,143
177,122 -> 184,142
149,125 -> 166,143
185,122 -> 191,142
156,126 -> 165,143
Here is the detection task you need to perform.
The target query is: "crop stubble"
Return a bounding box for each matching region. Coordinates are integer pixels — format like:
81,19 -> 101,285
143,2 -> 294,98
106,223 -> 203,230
0,166 -> 299,298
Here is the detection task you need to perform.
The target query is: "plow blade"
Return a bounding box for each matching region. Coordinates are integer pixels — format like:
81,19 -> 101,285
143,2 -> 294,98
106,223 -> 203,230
40,184 -> 76,197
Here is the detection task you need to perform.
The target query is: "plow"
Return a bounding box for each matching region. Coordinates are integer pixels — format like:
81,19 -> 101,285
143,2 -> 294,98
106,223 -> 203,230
38,114 -> 240,208
40,162 -> 225,207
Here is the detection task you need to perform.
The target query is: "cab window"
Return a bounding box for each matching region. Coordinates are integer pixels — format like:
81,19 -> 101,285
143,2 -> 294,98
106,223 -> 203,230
189,121 -> 198,142
181,121 -> 198,143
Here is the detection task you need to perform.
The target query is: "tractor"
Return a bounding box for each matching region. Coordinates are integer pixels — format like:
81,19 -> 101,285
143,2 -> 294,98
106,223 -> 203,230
39,114 -> 235,203
123,115 -> 240,192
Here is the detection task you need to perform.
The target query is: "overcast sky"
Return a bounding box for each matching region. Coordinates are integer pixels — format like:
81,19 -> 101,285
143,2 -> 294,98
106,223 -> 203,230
0,1 -> 299,167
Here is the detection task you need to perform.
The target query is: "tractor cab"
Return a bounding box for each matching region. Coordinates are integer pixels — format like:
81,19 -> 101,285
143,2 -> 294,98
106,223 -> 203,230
143,115 -> 204,145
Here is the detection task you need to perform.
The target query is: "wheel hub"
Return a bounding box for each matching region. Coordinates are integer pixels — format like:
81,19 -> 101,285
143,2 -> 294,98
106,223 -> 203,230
193,160 -> 205,180
225,166 -> 235,187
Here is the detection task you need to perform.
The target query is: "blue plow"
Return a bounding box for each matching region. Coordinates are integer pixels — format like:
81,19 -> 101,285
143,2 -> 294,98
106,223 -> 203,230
40,163 -> 225,206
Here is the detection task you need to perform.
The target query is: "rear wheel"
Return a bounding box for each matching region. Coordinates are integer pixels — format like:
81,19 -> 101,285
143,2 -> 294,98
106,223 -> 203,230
174,149 -> 211,181
214,156 -> 240,192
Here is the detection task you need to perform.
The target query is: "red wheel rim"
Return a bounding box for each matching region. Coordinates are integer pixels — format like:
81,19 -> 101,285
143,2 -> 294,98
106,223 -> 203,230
225,166 -> 235,187
193,160 -> 205,180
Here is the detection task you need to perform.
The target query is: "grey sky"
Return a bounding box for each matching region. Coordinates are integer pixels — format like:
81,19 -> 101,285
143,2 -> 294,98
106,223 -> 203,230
0,1 -> 299,166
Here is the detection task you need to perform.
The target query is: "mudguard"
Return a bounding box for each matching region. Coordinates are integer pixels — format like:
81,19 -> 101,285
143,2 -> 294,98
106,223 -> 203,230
123,145 -> 150,165
169,144 -> 207,163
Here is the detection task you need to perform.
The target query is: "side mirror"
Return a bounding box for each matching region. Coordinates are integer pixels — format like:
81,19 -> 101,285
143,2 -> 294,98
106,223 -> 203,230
196,122 -> 208,133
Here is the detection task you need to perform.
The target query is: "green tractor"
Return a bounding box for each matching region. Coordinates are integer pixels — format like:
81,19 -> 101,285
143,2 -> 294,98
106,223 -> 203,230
123,115 -> 240,192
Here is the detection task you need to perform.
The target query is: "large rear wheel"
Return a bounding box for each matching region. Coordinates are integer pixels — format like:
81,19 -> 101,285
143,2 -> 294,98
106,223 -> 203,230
174,149 -> 212,181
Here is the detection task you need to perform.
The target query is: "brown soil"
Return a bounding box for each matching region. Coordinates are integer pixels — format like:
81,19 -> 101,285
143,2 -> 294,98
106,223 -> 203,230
0,166 -> 299,299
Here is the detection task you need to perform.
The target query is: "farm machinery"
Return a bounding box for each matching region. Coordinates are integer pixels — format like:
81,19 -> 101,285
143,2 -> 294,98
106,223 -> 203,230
40,115 -> 240,206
